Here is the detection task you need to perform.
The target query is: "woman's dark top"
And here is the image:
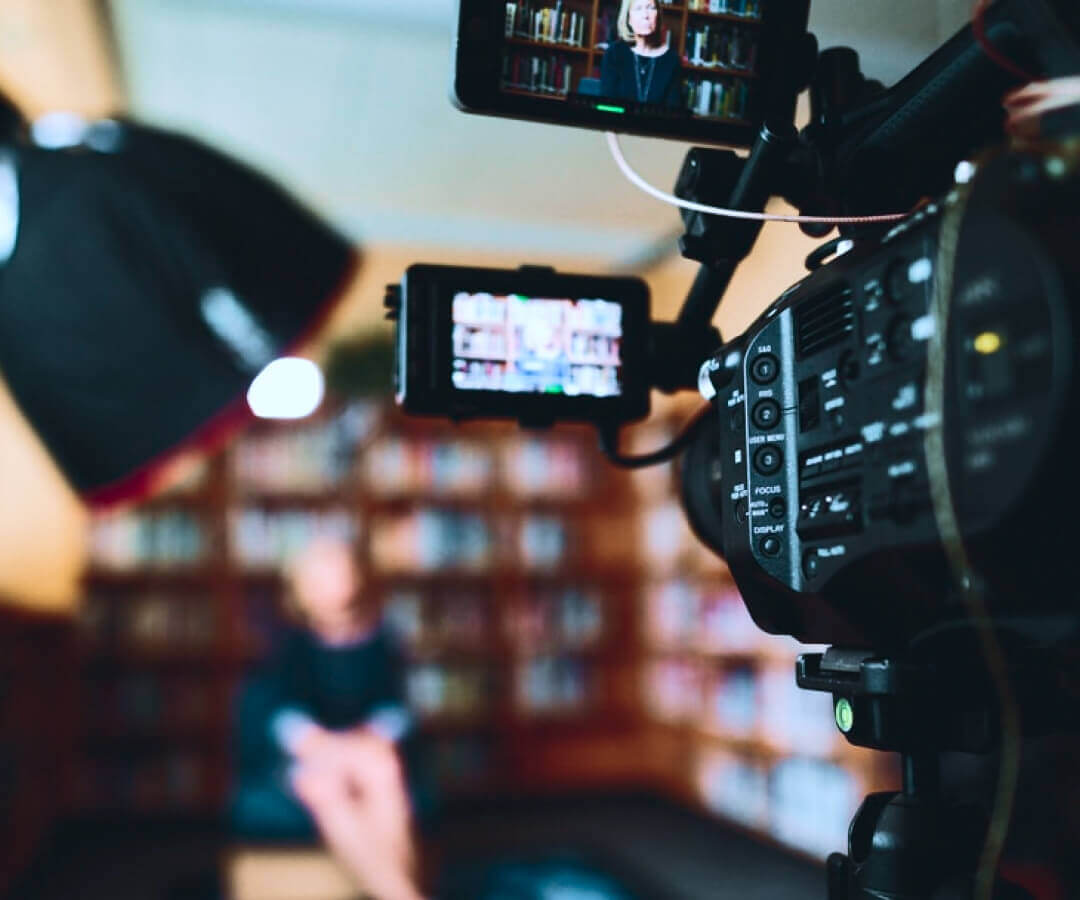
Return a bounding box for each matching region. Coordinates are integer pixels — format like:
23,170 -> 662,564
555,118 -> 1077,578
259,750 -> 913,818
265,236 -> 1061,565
234,624 -> 407,778
599,43 -> 682,108
230,623 -> 439,840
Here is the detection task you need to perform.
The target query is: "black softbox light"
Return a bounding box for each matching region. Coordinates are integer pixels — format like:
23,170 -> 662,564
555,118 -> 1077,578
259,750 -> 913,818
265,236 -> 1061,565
0,120 -> 358,505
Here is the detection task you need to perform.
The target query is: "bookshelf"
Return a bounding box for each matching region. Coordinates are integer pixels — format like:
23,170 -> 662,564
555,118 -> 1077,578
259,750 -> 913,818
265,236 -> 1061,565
68,393 -> 898,863
0,610 -> 78,896
72,398 -> 647,816
633,401 -> 899,862
502,0 -> 762,120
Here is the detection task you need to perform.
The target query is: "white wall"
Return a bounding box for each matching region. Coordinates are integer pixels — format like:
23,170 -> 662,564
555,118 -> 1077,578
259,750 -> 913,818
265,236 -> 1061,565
108,0 -> 973,269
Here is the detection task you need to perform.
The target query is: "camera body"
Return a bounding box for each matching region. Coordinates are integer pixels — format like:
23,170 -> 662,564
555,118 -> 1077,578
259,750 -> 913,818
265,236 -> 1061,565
683,147 -> 1079,650
388,263 -> 651,427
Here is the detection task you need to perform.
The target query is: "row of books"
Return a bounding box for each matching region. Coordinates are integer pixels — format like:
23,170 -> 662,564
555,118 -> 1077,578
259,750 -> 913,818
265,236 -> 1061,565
453,358 -> 620,397
229,507 -> 356,569
507,588 -> 604,649
517,654 -> 590,711
363,437 -> 493,496
370,510 -> 574,573
89,511 -> 208,570
80,592 -> 217,650
454,316 -> 622,365
430,734 -> 495,785
362,435 -> 587,498
371,511 -> 493,573
696,750 -> 859,861
452,291 -> 507,326
644,577 -> 794,654
505,437 -> 588,495
384,587 -> 604,652
505,2 -> 588,46
687,0 -> 762,17
644,659 -> 839,754
685,76 -> 750,119
454,323 -> 508,362
84,675 -> 214,732
684,23 -> 758,71
232,402 -> 378,495
76,752 -> 208,811
569,333 -> 620,365
640,500 -> 731,572
384,589 -> 491,649
406,663 -> 491,718
502,51 -> 578,96
405,657 -> 594,718
232,425 -> 351,495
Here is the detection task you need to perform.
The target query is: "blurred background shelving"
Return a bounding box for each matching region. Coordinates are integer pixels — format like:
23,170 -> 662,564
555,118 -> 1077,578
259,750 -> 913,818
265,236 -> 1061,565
59,396 -> 897,864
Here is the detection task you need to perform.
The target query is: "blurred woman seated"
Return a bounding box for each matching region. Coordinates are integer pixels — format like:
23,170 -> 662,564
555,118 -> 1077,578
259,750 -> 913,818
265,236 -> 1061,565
230,536 -> 432,842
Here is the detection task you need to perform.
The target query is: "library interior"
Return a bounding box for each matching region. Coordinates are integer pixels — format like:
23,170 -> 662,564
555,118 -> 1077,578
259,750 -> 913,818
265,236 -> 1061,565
2,1 -> 1079,899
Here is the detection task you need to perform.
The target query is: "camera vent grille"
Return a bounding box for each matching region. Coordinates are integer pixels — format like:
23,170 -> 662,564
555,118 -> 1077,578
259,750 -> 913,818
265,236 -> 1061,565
796,286 -> 855,359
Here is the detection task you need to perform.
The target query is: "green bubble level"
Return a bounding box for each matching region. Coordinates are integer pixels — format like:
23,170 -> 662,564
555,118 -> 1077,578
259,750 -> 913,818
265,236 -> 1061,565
596,104 -> 625,114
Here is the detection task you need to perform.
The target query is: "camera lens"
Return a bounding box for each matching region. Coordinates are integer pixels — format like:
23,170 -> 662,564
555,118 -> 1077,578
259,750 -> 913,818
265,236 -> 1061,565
751,354 -> 779,385
753,445 -> 783,476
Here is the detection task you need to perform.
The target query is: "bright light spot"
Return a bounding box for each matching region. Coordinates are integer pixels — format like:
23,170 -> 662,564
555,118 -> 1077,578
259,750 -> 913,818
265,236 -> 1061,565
247,357 -> 325,419
836,239 -> 854,257
1046,157 -> 1067,179
974,332 -> 1003,355
908,258 -> 933,283
954,161 -> 977,185
31,112 -> 89,149
911,315 -> 936,341
0,151 -> 17,264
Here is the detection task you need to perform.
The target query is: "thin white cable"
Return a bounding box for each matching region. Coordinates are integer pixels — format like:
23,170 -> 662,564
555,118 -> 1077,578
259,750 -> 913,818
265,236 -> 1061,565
605,131 -> 911,226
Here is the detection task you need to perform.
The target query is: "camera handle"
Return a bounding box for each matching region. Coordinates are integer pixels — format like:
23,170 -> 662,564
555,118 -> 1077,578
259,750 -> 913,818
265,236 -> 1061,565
644,118 -> 798,397
795,650 -> 1048,900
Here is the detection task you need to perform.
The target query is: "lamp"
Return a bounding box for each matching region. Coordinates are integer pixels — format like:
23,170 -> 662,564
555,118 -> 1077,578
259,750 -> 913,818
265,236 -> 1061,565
0,100 -> 359,611
0,116 -> 359,506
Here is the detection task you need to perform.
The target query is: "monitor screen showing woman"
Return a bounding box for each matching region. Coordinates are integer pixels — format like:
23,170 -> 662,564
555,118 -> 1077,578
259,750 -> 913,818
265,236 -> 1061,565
499,0 -> 762,124
600,0 -> 682,108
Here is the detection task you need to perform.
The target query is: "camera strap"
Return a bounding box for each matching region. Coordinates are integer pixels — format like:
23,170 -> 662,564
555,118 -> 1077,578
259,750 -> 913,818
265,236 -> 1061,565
921,160 -> 1021,900
922,178 -> 977,602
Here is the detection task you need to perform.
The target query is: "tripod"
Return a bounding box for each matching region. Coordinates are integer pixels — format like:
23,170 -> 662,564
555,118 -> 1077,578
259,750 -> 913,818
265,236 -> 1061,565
795,648 -> 1065,899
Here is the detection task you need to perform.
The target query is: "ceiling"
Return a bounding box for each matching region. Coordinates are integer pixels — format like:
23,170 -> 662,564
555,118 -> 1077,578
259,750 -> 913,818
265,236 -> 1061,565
107,0 -> 973,269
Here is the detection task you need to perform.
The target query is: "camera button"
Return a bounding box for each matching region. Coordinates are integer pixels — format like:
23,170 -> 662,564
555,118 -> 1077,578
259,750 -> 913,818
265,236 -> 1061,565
769,498 -> 786,519
751,354 -> 779,385
752,399 -> 781,430
753,445 -> 783,476
759,536 -> 781,557
802,551 -> 820,579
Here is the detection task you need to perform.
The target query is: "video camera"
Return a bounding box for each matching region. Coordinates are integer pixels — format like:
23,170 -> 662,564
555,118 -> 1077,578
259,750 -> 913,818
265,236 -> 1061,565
388,1 -> 1080,896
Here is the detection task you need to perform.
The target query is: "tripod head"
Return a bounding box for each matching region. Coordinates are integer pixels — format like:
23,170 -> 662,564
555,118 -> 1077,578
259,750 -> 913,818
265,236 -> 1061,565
794,621 -> 1080,899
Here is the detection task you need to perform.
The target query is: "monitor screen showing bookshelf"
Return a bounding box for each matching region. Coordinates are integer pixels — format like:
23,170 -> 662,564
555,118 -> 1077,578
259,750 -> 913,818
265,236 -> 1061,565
451,292 -> 623,397
501,1 -> 763,125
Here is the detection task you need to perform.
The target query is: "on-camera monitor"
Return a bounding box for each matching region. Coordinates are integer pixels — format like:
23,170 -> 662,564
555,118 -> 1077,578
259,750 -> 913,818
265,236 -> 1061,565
454,0 -> 810,147
452,292 -> 623,398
